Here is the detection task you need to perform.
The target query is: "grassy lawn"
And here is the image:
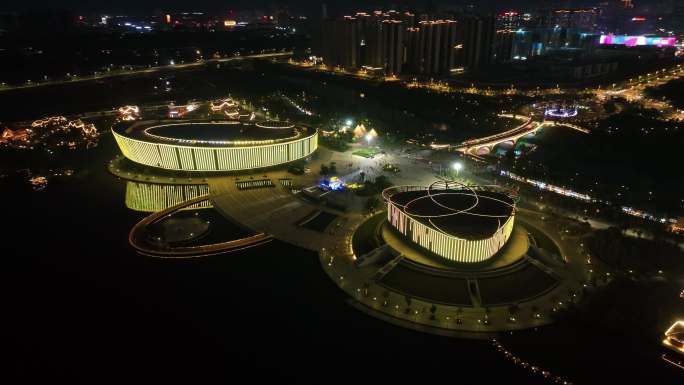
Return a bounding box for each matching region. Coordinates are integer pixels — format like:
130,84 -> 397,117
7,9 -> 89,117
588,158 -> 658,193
352,147 -> 380,158
478,263 -> 558,305
523,221 -> 562,257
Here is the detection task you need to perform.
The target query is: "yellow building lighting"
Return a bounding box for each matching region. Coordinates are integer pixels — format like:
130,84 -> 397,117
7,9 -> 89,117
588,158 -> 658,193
663,321 -> 684,355
384,183 -> 516,263
113,122 -> 318,172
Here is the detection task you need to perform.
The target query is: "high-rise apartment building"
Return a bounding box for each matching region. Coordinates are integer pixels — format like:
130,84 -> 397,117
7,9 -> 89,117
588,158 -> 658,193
458,15 -> 495,70
322,16 -> 361,68
497,11 -> 523,31
321,11 -> 496,75
673,1 -> 684,34
494,30 -> 515,62
548,8 -> 598,31
322,14 -> 405,75
405,20 -> 459,75
382,20 -> 405,74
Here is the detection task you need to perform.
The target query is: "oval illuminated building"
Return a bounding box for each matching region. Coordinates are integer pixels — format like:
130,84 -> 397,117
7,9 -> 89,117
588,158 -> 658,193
112,120 -> 318,172
383,181 -> 516,263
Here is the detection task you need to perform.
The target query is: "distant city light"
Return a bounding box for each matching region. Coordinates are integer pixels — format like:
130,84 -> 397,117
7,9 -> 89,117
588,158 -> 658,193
118,105 -> 140,121
663,321 -> 684,355
501,170 -> 592,201
544,107 -> 578,118
599,34 -> 676,47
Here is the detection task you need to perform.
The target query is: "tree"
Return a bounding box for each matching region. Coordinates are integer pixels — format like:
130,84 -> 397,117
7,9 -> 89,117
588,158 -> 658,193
373,175 -> 392,191
362,282 -> 370,297
429,304 -> 437,320
508,304 -> 520,316
365,197 -> 380,213
531,305 -> 539,318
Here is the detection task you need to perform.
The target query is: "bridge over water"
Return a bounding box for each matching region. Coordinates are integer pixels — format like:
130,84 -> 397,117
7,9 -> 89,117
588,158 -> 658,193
437,114 -> 588,156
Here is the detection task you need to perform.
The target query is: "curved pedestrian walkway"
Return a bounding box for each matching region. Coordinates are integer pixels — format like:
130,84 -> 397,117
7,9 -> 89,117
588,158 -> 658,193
129,195 -> 272,258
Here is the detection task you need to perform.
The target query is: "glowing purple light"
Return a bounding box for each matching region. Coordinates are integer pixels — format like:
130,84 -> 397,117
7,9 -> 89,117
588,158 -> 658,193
600,34 -> 676,47
544,108 -> 578,118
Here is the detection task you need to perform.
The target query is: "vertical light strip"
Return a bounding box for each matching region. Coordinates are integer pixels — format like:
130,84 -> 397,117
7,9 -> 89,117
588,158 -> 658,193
113,129 -> 318,171
386,196 -> 515,263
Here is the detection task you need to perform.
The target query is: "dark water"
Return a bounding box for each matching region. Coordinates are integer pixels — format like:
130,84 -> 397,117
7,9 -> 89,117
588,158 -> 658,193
3,91 -> 682,383
4,136 -> 538,384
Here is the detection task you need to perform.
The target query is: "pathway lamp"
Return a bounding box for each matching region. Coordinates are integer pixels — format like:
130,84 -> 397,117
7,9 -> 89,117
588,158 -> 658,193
452,161 -> 463,177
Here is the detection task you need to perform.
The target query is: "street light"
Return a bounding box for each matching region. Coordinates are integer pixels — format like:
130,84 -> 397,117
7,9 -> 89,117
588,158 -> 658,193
365,133 -> 373,145
345,118 -> 353,127
452,161 -> 463,177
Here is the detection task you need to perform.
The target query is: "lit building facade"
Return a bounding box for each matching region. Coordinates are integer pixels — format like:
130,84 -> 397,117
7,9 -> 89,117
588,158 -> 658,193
322,16 -> 361,69
497,11 -> 523,31
383,184 -> 516,263
323,14 -> 406,75
406,20 -> 460,75
458,15 -> 496,70
113,121 -> 318,172
321,11 -> 498,74
549,8 -> 598,31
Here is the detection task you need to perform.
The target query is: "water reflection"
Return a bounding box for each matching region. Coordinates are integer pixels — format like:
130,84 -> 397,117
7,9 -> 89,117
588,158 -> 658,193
125,181 -> 212,212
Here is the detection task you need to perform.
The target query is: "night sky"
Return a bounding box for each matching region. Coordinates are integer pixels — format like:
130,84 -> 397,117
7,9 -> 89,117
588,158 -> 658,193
0,0 -> 606,14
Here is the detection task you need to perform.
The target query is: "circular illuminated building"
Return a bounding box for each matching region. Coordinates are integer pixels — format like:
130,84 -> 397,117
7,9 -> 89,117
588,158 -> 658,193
383,181 -> 516,263
112,120 -> 317,172
321,180 -> 588,335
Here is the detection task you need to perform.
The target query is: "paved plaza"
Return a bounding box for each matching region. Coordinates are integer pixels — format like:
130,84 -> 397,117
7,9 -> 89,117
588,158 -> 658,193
118,142 -> 605,335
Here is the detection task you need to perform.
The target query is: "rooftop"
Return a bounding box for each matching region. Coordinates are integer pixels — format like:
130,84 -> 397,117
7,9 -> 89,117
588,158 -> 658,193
389,188 -> 515,239
113,120 -> 315,147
